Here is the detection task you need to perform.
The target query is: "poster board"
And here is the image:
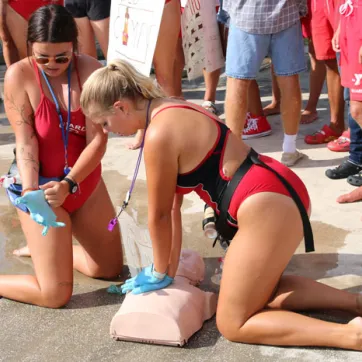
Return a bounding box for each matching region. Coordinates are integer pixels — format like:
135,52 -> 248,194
108,0 -> 165,76
181,0 -> 224,80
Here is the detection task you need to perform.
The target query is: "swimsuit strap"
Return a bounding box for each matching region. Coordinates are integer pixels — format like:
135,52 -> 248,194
73,55 -> 82,91
32,58 -> 45,95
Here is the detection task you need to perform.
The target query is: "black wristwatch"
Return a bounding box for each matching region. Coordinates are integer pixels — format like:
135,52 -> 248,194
63,177 -> 78,194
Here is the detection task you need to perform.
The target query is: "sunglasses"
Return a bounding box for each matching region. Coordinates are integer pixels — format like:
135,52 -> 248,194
33,53 -> 72,65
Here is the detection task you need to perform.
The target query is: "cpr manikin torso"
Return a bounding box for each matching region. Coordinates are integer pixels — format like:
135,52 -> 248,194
110,249 -> 217,346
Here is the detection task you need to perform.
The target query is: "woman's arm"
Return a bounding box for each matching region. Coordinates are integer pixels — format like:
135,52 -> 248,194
144,125 -> 180,276
4,63 -> 39,190
168,193 -> 183,278
66,121 -> 107,184
0,0 -> 20,67
64,56 -> 107,185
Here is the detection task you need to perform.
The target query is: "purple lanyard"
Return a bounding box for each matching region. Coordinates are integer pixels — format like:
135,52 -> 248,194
108,99 -> 152,232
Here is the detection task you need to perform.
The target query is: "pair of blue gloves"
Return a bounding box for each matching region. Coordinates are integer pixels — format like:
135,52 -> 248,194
108,264 -> 174,295
15,190 -> 65,236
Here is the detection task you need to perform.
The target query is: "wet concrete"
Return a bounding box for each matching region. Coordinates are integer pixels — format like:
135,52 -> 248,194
1,63 -> 362,361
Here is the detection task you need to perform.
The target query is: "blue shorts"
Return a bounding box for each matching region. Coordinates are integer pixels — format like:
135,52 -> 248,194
7,176 -> 60,213
226,21 -> 306,79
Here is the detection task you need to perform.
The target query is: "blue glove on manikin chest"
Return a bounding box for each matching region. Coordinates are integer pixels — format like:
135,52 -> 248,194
15,190 -> 65,236
121,264 -> 174,295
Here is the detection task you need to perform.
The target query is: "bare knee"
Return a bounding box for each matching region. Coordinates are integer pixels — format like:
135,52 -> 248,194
86,262 -> 122,280
216,312 -> 251,343
350,103 -> 362,125
40,283 -> 73,309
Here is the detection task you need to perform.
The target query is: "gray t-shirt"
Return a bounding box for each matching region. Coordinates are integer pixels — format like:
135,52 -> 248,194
223,0 -> 307,34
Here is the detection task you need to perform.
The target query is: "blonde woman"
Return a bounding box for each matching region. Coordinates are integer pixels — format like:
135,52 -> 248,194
80,59 -> 362,351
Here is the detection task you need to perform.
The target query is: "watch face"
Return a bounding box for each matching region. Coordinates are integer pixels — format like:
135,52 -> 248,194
71,185 -> 78,194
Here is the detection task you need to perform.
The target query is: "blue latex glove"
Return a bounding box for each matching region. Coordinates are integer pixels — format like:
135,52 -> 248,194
15,190 -> 66,236
121,265 -> 174,295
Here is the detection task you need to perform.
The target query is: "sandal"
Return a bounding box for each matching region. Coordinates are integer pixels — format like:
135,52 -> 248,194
325,160 -> 362,180
347,171 -> 362,187
304,124 -> 342,145
202,101 -> 219,115
327,130 -> 350,152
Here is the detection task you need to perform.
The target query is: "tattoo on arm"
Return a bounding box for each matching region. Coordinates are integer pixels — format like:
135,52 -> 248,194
5,93 -> 36,139
16,148 -> 39,173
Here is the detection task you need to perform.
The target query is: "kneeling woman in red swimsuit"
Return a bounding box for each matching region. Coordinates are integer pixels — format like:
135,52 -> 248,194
1,5 -> 122,308
81,60 -> 362,351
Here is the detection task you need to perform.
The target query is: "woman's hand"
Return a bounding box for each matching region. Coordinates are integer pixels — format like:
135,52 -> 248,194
40,181 -> 69,208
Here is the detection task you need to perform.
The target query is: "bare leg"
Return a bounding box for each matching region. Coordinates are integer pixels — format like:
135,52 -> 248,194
173,37 -> 185,99
74,17 -> 97,58
4,5 -> 27,61
325,58 -> 345,133
263,66 -> 281,116
128,0 -> 181,151
0,3 -> 20,66
0,207 -> 73,308
225,77 -> 251,135
277,74 -> 301,135
301,42 -> 326,124
216,192 -> 362,350
153,0 -> 180,96
203,68 -> 221,103
71,179 -> 123,278
90,17 -> 110,59
248,80 -> 264,116
11,181 -> 123,276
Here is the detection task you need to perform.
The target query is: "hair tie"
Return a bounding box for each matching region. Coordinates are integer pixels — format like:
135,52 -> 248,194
109,64 -> 118,71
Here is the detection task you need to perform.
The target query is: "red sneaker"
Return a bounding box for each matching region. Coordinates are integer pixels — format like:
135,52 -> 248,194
327,130 -> 350,152
304,124 -> 342,145
242,113 -> 272,140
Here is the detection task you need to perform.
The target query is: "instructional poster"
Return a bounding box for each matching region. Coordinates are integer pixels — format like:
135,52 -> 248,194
181,0 -> 224,80
108,0 -> 165,76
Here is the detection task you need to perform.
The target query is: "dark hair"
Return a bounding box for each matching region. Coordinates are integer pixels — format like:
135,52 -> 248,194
27,5 -> 78,54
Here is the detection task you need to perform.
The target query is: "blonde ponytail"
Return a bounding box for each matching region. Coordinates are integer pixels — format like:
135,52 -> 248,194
81,59 -> 165,118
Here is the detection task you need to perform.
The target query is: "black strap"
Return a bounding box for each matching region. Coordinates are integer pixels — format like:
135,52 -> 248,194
216,148 -> 315,253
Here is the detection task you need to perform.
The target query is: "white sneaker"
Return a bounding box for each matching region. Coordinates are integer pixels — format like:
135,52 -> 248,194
281,150 -> 305,167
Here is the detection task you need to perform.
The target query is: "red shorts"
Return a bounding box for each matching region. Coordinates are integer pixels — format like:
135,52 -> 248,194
301,0 -> 312,39
340,3 -> 362,101
228,155 -> 310,224
9,0 -> 64,21
310,0 -> 336,60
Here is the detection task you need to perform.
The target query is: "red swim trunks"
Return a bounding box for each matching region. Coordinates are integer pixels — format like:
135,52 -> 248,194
309,0 -> 336,60
8,0 -> 64,21
340,1 -> 362,101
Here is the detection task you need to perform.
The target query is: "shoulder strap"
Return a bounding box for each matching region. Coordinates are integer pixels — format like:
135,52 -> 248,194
32,58 -> 44,94
73,55 -> 82,91
215,148 -> 315,253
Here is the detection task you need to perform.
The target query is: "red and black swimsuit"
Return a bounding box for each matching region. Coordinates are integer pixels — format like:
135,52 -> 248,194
153,103 -> 310,230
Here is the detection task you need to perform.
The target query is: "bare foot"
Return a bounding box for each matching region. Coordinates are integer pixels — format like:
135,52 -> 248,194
263,103 -> 280,116
13,245 -> 30,257
300,110 -> 318,124
337,187 -> 362,203
347,317 -> 362,350
127,130 -> 144,150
